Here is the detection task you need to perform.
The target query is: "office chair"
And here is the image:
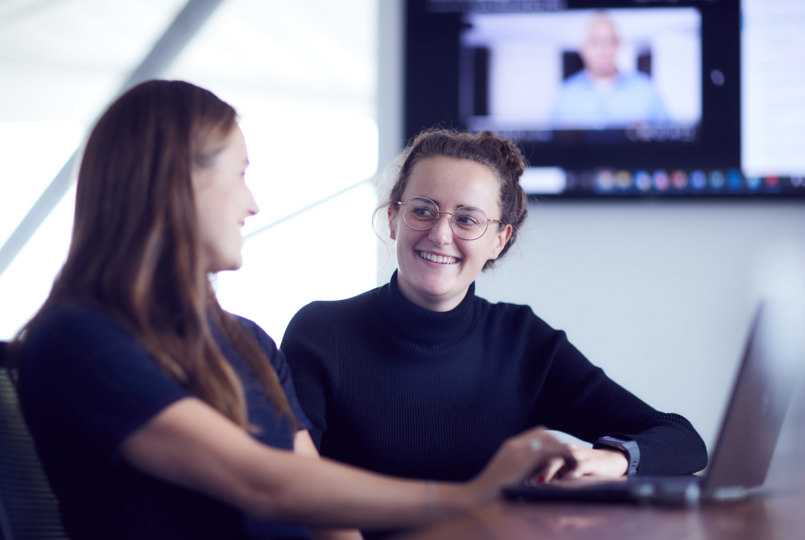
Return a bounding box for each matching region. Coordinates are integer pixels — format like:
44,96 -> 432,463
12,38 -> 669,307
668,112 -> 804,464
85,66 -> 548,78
0,340 -> 69,540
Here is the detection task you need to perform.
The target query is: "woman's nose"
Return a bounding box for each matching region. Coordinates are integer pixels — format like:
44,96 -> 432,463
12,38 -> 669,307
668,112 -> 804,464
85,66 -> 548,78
247,187 -> 259,216
428,213 -> 454,244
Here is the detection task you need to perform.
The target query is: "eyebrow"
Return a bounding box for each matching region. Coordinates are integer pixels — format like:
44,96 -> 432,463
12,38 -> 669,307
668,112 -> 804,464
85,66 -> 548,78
414,196 -> 484,212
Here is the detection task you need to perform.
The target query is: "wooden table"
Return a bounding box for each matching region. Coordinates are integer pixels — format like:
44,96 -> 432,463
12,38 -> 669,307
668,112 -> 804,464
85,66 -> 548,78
394,455 -> 805,540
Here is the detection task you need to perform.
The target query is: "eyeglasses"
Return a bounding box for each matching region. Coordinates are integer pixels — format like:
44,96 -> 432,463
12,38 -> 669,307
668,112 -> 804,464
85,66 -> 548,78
396,196 -> 503,241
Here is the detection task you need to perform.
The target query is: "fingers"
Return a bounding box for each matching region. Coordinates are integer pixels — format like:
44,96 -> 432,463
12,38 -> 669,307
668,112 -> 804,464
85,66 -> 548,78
539,456 -> 572,482
517,427 -> 577,474
472,427 -> 582,502
530,444 -> 583,483
539,446 -> 630,480
565,447 -> 629,478
505,429 -> 631,487
524,457 -> 564,485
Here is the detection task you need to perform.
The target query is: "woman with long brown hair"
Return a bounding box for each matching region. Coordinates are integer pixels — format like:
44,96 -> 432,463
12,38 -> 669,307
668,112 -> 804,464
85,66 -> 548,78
10,80 -> 574,540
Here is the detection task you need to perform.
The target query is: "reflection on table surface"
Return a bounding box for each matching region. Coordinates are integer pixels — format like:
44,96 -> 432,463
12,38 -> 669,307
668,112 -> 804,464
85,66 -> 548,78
394,455 -> 805,540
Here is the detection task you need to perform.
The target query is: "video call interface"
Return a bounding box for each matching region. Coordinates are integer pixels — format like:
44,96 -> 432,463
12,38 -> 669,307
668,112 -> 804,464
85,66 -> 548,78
405,0 -> 805,199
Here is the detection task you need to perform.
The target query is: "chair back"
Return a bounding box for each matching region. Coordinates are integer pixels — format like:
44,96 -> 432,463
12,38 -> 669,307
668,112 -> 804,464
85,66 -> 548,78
0,340 -> 69,539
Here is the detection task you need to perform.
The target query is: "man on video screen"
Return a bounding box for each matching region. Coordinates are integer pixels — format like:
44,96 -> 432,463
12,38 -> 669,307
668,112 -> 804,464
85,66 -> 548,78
550,10 -> 670,129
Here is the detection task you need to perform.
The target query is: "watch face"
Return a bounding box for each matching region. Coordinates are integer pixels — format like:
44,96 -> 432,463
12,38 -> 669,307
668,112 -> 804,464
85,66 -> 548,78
603,436 -> 628,445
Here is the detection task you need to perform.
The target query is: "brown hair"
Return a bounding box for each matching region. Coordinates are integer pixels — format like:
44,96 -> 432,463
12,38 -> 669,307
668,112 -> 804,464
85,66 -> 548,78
384,128 -> 528,270
14,80 -> 294,429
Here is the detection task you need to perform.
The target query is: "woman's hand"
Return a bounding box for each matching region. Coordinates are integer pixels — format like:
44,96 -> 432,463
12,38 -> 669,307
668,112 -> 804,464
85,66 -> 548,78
466,426 -> 577,504
537,444 -> 629,483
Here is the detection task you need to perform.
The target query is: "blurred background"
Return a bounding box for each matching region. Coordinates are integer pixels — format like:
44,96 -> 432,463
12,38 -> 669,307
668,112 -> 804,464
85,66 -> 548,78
1,0 -> 382,342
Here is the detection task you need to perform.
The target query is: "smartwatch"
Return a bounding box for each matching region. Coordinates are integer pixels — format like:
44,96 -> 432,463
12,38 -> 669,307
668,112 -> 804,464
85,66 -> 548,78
593,435 -> 640,476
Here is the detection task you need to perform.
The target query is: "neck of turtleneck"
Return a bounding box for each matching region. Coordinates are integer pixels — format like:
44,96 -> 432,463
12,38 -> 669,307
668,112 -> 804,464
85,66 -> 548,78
382,271 -> 477,347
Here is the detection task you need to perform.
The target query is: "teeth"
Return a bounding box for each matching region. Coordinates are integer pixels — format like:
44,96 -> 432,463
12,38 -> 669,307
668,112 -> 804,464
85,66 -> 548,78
419,251 -> 458,264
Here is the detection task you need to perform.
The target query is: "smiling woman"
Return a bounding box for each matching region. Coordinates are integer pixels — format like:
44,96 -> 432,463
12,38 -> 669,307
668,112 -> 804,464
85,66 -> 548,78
280,127 -> 708,540
8,80 -> 578,540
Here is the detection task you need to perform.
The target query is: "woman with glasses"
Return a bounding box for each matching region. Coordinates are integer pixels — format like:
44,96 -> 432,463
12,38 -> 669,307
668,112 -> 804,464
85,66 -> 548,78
10,82 -> 576,540
281,128 -> 707,537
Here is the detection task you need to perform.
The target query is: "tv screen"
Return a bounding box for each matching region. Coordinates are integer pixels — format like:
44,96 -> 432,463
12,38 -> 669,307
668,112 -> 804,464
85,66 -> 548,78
404,0 -> 802,199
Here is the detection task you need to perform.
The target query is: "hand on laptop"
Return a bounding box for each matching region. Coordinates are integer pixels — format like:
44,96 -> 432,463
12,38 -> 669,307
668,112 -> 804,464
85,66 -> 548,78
469,426 -> 578,502
536,443 -> 629,482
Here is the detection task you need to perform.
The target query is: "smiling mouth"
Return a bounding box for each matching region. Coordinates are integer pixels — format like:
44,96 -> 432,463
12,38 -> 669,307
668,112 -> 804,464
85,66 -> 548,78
418,251 -> 460,265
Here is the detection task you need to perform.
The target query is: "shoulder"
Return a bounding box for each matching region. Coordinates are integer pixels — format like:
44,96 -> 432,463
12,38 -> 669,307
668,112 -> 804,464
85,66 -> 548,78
562,70 -> 591,89
231,314 -> 277,351
280,287 -> 386,366
225,314 -> 291,376
26,300 -> 139,359
34,299 -> 117,331
474,294 -> 532,314
287,286 -> 381,331
620,71 -> 655,89
20,300 -> 188,412
473,295 -> 554,330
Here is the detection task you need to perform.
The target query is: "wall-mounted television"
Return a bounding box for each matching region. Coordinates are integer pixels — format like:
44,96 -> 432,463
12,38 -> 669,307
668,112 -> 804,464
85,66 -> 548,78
404,0 -> 805,200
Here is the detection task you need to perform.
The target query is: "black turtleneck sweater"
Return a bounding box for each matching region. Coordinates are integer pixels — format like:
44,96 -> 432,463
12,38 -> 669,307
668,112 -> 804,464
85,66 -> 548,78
281,273 -> 707,483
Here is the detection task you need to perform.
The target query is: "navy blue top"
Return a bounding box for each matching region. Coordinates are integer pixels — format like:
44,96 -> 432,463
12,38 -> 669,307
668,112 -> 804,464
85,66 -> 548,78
282,273 -> 707,482
19,300 -> 312,540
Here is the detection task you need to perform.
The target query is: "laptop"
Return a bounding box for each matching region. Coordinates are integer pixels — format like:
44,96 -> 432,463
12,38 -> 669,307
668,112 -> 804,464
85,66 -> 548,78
503,300 -> 805,506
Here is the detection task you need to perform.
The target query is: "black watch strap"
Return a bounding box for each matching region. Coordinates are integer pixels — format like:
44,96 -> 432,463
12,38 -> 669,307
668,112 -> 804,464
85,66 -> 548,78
593,435 -> 640,476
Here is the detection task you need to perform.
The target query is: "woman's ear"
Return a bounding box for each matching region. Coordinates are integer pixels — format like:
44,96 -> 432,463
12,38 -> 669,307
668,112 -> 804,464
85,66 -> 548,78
489,224 -> 513,260
388,206 -> 397,240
